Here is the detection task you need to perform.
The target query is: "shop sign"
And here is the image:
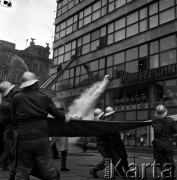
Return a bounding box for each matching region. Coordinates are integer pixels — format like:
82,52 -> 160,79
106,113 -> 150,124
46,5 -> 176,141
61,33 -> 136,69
121,64 -> 177,84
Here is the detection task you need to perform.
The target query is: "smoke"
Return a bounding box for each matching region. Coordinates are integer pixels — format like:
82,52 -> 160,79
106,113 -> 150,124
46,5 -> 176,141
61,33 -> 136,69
68,75 -> 110,119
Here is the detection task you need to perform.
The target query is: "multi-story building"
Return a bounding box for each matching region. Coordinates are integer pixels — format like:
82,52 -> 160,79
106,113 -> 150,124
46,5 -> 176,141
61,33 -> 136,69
0,39 -> 51,88
47,0 -> 177,147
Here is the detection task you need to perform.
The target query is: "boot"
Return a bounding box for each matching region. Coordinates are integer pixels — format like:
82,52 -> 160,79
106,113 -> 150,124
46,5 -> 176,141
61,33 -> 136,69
52,143 -> 58,159
89,168 -> 98,178
60,150 -> 70,171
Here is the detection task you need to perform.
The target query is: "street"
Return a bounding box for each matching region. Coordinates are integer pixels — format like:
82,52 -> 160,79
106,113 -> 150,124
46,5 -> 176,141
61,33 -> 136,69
0,145 -> 177,180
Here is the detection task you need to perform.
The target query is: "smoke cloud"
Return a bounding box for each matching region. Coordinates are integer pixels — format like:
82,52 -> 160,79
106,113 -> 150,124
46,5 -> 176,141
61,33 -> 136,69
68,75 -> 110,119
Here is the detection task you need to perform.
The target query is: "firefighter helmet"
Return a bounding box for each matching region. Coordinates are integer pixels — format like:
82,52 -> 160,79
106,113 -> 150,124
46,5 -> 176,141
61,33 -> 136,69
94,108 -> 104,120
104,106 -> 115,117
0,81 -> 15,98
20,71 -> 39,88
155,104 -> 167,119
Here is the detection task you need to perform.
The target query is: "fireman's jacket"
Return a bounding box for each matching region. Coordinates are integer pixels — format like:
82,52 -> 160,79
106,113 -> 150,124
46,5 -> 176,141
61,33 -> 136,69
96,134 -> 109,146
152,115 -> 177,141
12,86 -> 66,138
0,92 -> 14,140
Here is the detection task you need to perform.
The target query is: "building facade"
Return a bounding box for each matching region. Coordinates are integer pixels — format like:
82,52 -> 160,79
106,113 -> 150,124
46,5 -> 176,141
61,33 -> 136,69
49,0 -> 177,147
0,39 -> 51,87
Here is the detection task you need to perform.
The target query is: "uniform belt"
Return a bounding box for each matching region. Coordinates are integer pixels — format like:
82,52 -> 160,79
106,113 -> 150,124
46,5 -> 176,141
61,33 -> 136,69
18,119 -> 48,131
154,135 -> 173,141
17,129 -> 49,140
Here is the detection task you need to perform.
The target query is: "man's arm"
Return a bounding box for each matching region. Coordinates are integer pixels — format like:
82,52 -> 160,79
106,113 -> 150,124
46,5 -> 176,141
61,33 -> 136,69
47,97 -> 66,122
172,120 -> 177,134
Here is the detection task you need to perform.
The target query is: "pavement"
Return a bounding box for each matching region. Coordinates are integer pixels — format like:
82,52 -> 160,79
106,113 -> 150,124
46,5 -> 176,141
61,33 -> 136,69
0,145 -> 177,180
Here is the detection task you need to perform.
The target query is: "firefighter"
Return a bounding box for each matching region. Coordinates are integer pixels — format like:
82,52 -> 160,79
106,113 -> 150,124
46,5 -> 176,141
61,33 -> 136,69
152,104 -> 177,179
12,71 -> 70,180
89,108 -> 110,178
104,106 -> 130,179
0,81 -> 16,180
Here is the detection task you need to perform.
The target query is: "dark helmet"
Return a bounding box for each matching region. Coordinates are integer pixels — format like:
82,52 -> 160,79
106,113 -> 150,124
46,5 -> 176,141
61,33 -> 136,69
155,104 -> 167,119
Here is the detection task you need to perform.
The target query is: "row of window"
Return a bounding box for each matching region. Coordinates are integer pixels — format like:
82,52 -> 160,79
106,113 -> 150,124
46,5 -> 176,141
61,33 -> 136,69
57,0 -> 85,17
53,0 -> 177,66
55,0 -> 134,39
52,34 -> 177,91
0,71 -> 21,83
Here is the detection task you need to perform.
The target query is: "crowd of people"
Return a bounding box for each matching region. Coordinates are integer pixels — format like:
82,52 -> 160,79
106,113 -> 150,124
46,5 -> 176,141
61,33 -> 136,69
0,71 -> 177,180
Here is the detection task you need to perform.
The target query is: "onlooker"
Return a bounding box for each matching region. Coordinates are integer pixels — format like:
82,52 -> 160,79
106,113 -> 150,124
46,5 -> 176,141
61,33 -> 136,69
50,107 -> 70,171
55,136 -> 70,171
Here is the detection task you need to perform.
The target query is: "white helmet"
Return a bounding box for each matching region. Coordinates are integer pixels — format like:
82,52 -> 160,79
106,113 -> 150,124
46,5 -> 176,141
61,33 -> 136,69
94,108 -> 104,120
20,71 -> 39,88
104,107 -> 115,117
155,104 -> 167,119
0,81 -> 15,98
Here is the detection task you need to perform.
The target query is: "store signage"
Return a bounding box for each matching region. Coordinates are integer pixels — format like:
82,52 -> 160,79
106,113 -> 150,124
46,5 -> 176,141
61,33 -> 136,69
121,63 -> 177,84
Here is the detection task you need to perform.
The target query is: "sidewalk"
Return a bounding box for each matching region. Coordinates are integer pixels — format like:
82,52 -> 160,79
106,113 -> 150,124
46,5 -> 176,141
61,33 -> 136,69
0,146 -> 176,180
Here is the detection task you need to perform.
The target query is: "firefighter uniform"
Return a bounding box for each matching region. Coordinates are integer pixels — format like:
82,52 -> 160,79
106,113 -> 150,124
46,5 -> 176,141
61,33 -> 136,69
0,81 -> 16,179
12,71 -> 69,180
104,107 -> 129,179
152,104 -> 177,178
90,108 -> 110,178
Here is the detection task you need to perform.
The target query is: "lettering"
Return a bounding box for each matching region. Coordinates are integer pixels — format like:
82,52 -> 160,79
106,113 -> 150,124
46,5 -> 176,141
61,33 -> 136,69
121,64 -> 177,84
104,160 -> 176,179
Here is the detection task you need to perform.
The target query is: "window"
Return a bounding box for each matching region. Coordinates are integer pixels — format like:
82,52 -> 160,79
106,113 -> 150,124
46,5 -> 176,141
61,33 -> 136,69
160,35 -> 176,51
159,0 -> 174,11
160,8 -> 175,25
150,41 -> 159,54
139,44 -> 148,57
126,48 -> 138,61
90,61 -> 98,71
126,23 -> 138,37
91,40 -> 99,51
149,15 -> 158,28
114,52 -> 125,65
114,64 -> 125,78
150,54 -> 159,69
139,58 -> 148,72
127,12 -> 138,25
126,60 -> 138,73
160,50 -> 176,66
92,30 -> 100,41
107,55 -> 113,67
115,29 -> 125,42
149,3 -> 158,15
83,34 -> 90,44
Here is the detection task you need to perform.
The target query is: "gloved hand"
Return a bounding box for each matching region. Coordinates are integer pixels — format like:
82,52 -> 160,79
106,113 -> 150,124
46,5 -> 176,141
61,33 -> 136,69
70,116 -> 82,120
65,115 -> 70,123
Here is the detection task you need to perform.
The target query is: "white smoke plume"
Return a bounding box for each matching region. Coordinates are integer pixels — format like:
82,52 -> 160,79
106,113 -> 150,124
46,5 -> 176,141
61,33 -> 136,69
68,75 -> 110,119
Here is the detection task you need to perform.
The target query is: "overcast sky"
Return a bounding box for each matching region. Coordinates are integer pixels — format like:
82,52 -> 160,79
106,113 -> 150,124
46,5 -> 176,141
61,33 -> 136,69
0,0 -> 56,56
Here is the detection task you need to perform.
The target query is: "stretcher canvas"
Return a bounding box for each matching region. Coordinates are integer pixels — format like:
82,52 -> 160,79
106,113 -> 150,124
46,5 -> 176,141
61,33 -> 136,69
47,117 -> 152,137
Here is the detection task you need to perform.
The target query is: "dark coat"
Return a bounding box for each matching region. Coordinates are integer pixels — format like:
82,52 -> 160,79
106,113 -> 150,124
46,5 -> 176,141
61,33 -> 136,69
12,86 -> 65,131
152,116 -> 177,141
0,93 -> 14,140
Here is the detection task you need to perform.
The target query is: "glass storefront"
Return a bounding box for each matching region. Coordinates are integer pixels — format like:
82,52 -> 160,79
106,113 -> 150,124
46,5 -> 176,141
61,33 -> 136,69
105,78 -> 177,147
